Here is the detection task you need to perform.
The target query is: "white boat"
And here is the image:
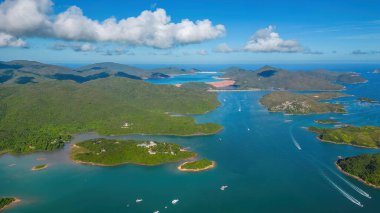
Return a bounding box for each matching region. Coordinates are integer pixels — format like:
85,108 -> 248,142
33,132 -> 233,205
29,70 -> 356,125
171,199 -> 179,204
220,185 -> 228,191
153,211 -> 159,213
136,199 -> 143,203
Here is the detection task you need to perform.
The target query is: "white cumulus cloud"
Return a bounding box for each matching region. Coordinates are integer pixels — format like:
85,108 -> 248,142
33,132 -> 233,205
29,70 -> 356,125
0,0 -> 225,48
0,0 -> 52,36
244,25 -> 303,53
0,32 -> 27,47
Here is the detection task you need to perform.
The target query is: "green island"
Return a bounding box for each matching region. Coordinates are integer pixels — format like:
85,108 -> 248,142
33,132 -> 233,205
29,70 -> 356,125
358,97 -> 379,103
32,164 -> 48,171
0,77 -> 221,154
308,126 -> 380,148
314,119 -> 340,124
178,159 -> 215,172
71,139 -> 196,166
221,66 -> 366,91
336,154 -> 380,188
0,197 -> 19,211
259,91 -> 349,114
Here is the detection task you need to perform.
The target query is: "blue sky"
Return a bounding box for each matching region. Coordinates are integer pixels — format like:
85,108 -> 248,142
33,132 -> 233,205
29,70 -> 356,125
0,0 -> 379,64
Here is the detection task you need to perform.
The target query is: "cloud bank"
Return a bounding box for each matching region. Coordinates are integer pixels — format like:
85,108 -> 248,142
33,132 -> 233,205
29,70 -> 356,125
0,0 -> 225,48
215,26 -> 305,54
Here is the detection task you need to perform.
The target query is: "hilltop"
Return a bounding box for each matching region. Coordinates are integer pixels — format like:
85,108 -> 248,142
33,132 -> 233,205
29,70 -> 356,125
221,66 -> 366,90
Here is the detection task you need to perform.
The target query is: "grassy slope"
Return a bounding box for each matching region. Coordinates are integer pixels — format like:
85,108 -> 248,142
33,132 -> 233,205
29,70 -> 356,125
260,91 -> 348,114
309,126 -> 380,148
337,154 -> 380,187
180,159 -> 213,169
71,139 -> 196,166
0,77 -> 221,154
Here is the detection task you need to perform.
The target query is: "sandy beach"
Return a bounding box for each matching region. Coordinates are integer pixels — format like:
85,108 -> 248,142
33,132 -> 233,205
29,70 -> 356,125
207,80 -> 235,88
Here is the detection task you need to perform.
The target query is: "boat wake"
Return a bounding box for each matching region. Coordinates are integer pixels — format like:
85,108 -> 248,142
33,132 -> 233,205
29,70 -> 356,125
321,172 -> 364,207
289,127 -> 302,150
310,156 -> 372,200
324,166 -> 371,199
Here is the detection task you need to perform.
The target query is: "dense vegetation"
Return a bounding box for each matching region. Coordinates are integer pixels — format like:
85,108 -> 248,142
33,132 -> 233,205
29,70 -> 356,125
179,159 -> 214,170
0,197 -> 16,210
314,119 -> 340,124
337,154 -> 380,187
71,139 -> 196,166
222,66 -> 366,90
0,77 -> 221,154
260,91 -> 349,114
308,126 -> 380,148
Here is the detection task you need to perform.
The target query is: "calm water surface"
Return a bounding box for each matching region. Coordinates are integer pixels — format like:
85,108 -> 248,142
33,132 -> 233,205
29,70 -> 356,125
1,65 -> 380,212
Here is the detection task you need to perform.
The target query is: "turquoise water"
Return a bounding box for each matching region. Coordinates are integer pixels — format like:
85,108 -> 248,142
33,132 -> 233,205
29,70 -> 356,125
144,72 -> 223,85
1,65 -> 380,212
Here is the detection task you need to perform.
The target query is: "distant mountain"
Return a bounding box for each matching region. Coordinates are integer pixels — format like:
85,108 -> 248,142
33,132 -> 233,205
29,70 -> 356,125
0,60 -> 196,84
75,62 -> 149,76
76,63 -> 195,78
222,66 -> 367,91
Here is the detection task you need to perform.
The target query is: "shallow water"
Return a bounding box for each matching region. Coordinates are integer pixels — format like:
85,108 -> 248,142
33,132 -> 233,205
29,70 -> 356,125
1,65 -> 380,212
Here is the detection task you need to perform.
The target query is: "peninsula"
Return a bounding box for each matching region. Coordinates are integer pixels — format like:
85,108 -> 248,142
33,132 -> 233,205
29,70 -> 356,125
71,139 -> 196,166
308,126 -> 380,149
260,91 -> 349,115
221,66 -> 366,91
0,77 -> 221,154
178,159 -> 215,172
336,154 -> 380,188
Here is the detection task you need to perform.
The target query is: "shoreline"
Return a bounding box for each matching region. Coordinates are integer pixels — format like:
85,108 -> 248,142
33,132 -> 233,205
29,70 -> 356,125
177,161 -> 216,172
208,89 -> 263,92
308,129 -> 379,150
335,162 -> 380,189
0,198 -> 21,211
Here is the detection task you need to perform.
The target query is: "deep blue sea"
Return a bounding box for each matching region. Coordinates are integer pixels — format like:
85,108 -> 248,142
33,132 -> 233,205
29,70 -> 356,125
1,64 -> 380,212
